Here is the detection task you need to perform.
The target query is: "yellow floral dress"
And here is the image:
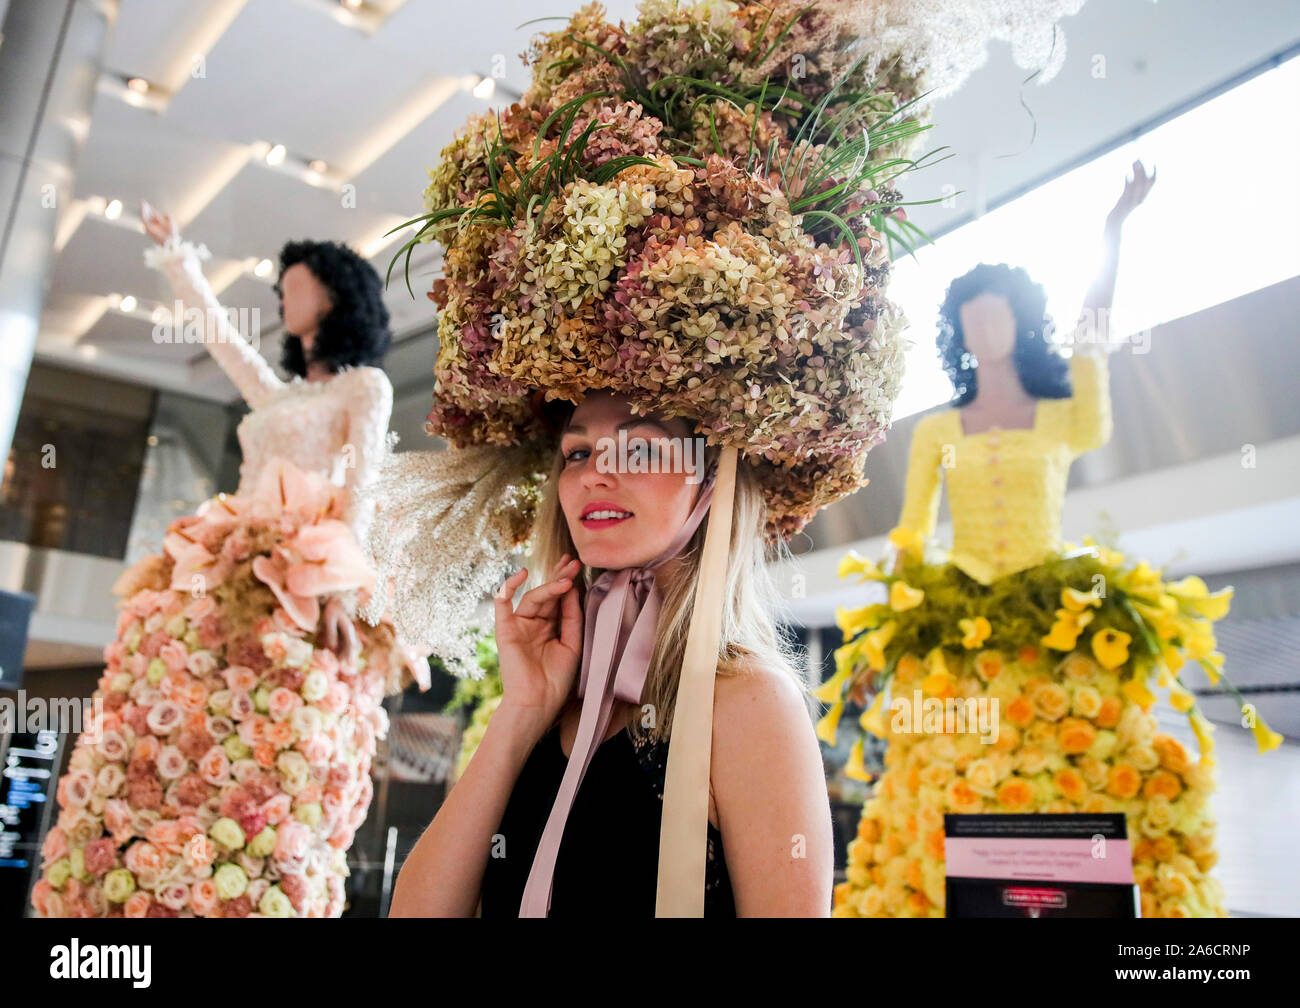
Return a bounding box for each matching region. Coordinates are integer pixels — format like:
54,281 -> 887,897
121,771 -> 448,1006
821,350 -> 1281,919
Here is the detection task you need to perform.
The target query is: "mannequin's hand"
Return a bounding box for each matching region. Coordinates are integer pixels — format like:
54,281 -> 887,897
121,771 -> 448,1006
320,596 -> 359,667
141,200 -> 179,246
1105,160 -> 1156,234
493,555 -> 583,737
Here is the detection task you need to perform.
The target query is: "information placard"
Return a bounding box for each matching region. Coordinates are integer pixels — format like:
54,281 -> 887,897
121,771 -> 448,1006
945,813 -> 1139,918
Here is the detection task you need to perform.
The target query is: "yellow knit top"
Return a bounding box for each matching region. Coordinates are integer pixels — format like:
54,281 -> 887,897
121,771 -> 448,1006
895,351 -> 1112,584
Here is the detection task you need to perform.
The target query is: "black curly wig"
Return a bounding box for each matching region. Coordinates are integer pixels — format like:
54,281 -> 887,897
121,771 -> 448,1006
937,263 -> 1072,407
274,239 -> 392,376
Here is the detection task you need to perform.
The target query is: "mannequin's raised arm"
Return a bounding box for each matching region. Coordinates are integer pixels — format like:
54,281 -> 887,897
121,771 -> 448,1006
142,202 -> 284,411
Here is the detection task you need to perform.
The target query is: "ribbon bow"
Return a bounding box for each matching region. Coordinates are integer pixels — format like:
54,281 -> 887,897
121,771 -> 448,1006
518,468 -> 718,916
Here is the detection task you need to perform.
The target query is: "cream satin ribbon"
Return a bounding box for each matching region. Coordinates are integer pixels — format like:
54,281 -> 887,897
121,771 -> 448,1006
518,469 -> 718,917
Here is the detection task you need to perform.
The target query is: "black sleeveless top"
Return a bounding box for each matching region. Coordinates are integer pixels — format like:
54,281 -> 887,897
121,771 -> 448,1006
480,723 -> 737,917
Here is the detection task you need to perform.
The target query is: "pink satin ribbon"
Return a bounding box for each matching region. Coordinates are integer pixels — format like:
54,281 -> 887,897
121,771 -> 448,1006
518,469 -> 718,917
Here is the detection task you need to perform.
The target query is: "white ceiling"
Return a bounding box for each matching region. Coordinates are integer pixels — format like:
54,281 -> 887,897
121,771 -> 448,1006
34,0 -> 1300,403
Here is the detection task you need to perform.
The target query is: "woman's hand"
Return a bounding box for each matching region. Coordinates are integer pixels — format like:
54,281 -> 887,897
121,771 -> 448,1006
141,200 -> 179,246
1105,159 -> 1156,235
493,555 -> 583,736
320,596 -> 359,667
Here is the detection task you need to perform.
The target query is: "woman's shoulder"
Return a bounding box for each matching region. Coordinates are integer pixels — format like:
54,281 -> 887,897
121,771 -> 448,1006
712,654 -> 811,739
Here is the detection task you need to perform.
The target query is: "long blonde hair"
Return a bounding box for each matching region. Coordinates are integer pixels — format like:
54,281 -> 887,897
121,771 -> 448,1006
527,418 -> 809,743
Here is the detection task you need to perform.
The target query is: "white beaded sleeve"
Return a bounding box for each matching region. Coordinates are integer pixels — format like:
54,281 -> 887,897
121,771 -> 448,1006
144,237 -> 284,410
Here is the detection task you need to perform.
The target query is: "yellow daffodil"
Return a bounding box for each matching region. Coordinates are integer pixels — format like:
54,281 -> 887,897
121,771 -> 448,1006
833,638 -> 862,679
1091,628 -> 1131,670
861,623 -> 896,671
1199,652 -> 1224,686
1042,609 -> 1094,651
959,616 -> 991,649
921,649 -> 954,698
844,738 -> 874,781
1189,709 -> 1216,763
838,550 -> 884,582
1119,561 -> 1162,592
836,602 -> 882,640
815,700 -> 844,746
812,667 -> 851,704
1159,642 -> 1185,676
889,580 -> 925,612
1166,676 -> 1196,714
1121,676 -> 1157,711
1181,624 -> 1216,660
859,690 -> 888,739
888,526 -> 924,560
1061,586 -> 1101,612
1168,577 -> 1234,620
1243,706 -> 1284,754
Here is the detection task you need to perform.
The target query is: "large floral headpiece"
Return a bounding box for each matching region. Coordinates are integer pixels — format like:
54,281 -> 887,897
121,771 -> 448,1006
369,0 -> 1087,670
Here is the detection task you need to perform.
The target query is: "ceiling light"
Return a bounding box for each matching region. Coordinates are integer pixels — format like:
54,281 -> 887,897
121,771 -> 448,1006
127,77 -> 150,94
304,171 -> 322,186
265,144 -> 287,166
342,0 -> 363,9
119,295 -> 137,313
151,305 -> 170,324
253,258 -> 274,278
309,159 -> 327,173
104,199 -> 122,220
472,76 -> 495,100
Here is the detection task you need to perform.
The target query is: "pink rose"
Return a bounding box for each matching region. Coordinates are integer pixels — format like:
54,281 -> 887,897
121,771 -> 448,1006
145,819 -> 182,853
186,650 -> 217,677
58,769 -> 95,809
229,692 -> 255,722
146,699 -> 183,736
156,882 -> 191,911
261,793 -> 291,825
266,686 -> 303,722
190,879 -> 219,916
96,729 -> 128,763
95,763 -> 126,798
316,682 -> 349,715
126,652 -> 148,679
156,745 -> 187,780
41,827 -> 69,865
159,639 -> 189,674
299,734 -> 334,766
223,666 -> 259,694
197,746 -> 231,786
83,837 -> 117,876
274,820 -> 311,864
206,715 -> 234,740
184,594 -> 217,622
123,892 -> 152,918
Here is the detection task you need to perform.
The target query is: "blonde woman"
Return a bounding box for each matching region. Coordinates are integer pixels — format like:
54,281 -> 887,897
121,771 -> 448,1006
390,390 -> 833,917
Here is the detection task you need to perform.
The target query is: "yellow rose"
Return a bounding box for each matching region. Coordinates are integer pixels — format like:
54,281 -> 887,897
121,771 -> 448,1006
1032,683 -> 1071,722
1071,685 -> 1103,719
1016,746 -> 1049,775
963,758 -> 1000,797
973,649 -> 1005,682
919,761 -> 954,788
1138,795 -> 1177,837
1079,756 -> 1110,790
1060,652 -> 1099,682
1127,745 -> 1159,773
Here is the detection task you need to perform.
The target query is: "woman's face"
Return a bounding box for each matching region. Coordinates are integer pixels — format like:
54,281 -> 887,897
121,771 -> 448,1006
558,391 -> 701,571
279,262 -> 332,349
959,291 -> 1016,363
